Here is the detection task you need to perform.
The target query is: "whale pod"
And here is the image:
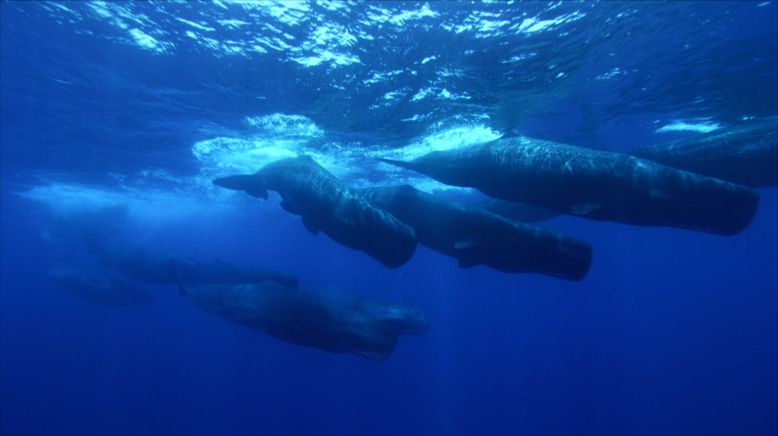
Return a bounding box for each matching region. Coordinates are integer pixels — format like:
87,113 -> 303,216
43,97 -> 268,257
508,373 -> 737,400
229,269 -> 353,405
378,135 -> 758,235
214,156 -> 417,268
633,117 -> 778,187
179,280 -> 429,361
362,185 -> 591,281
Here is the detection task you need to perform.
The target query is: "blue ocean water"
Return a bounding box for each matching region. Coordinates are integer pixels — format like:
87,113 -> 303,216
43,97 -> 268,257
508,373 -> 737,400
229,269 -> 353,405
1,1 -> 777,435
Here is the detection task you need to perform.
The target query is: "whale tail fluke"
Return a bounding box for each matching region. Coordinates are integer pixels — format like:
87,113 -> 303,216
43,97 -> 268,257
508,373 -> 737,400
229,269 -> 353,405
213,174 -> 268,199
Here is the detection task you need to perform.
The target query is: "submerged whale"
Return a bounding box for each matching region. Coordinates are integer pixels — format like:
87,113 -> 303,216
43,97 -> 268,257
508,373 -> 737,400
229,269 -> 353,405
213,156 -> 417,268
85,242 -> 298,288
50,268 -> 156,307
361,185 -> 591,280
378,135 -> 759,235
633,117 -> 778,187
178,280 -> 429,361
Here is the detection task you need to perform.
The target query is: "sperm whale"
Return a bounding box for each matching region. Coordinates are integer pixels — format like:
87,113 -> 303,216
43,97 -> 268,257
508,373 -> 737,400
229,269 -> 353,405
378,135 -> 758,235
214,156 -> 417,268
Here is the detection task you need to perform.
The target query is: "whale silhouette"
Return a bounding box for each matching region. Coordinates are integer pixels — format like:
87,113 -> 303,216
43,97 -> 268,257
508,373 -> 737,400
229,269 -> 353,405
178,279 -> 429,361
214,156 -> 417,268
361,185 -> 591,281
633,117 -> 778,187
378,135 -> 758,236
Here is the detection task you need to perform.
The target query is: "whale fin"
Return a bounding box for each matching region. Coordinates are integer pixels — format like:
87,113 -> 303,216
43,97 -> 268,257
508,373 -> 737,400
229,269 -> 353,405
213,175 -> 268,199
302,215 -> 320,235
375,157 -> 419,172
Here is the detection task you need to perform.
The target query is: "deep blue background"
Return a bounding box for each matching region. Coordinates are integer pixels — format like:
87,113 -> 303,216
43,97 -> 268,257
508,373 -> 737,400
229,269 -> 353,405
2,2 -> 777,436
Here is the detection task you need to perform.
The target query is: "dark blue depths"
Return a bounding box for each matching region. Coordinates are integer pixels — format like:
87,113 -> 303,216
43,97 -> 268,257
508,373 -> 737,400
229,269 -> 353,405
1,2 -> 777,436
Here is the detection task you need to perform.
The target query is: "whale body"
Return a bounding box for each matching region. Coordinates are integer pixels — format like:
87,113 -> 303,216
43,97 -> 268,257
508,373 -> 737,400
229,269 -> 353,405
179,280 -> 429,361
633,117 -> 778,187
378,135 -> 759,236
361,185 -> 591,281
84,241 -> 298,289
214,156 -> 417,268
